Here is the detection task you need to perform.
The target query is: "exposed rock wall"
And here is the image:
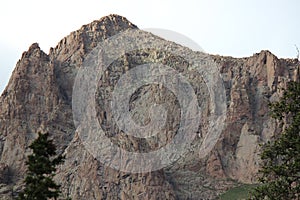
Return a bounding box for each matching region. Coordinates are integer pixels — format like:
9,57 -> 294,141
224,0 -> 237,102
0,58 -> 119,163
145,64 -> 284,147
0,14 -> 299,199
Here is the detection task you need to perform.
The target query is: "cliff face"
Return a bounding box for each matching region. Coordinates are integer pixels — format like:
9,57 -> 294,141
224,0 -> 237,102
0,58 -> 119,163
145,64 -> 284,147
0,14 -> 299,199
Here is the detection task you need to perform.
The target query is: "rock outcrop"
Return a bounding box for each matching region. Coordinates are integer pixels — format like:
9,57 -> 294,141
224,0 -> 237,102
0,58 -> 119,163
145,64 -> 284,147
0,14 -> 299,199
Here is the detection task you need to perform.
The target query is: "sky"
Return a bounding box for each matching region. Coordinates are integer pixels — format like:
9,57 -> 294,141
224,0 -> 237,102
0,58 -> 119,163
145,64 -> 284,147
1,0 -> 300,94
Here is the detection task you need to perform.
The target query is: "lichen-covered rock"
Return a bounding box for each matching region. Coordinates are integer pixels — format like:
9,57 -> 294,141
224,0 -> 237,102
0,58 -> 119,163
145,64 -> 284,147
0,14 -> 299,199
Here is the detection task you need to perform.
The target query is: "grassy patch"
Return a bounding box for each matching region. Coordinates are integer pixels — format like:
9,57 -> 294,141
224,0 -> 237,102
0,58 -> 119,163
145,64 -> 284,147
219,184 -> 257,200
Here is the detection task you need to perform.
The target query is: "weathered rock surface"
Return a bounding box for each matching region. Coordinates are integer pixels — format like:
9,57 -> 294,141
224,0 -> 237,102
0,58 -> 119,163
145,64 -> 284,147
0,14 -> 299,199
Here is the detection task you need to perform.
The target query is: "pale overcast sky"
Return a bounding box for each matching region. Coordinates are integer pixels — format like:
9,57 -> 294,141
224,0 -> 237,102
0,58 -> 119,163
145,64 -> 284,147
1,0 -> 300,94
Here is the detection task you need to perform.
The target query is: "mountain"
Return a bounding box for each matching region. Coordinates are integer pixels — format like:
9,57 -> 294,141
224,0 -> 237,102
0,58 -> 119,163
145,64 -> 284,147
0,14 -> 299,199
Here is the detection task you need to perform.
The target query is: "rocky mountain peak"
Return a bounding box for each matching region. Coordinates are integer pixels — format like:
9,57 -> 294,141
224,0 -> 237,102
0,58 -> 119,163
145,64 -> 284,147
50,14 -> 137,58
19,42 -> 48,61
22,43 -> 40,56
0,15 -> 299,199
80,14 -> 137,33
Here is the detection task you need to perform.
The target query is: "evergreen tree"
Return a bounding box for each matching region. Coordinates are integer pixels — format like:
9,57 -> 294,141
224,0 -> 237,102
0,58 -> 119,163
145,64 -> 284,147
250,81 -> 300,199
17,132 -> 65,200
